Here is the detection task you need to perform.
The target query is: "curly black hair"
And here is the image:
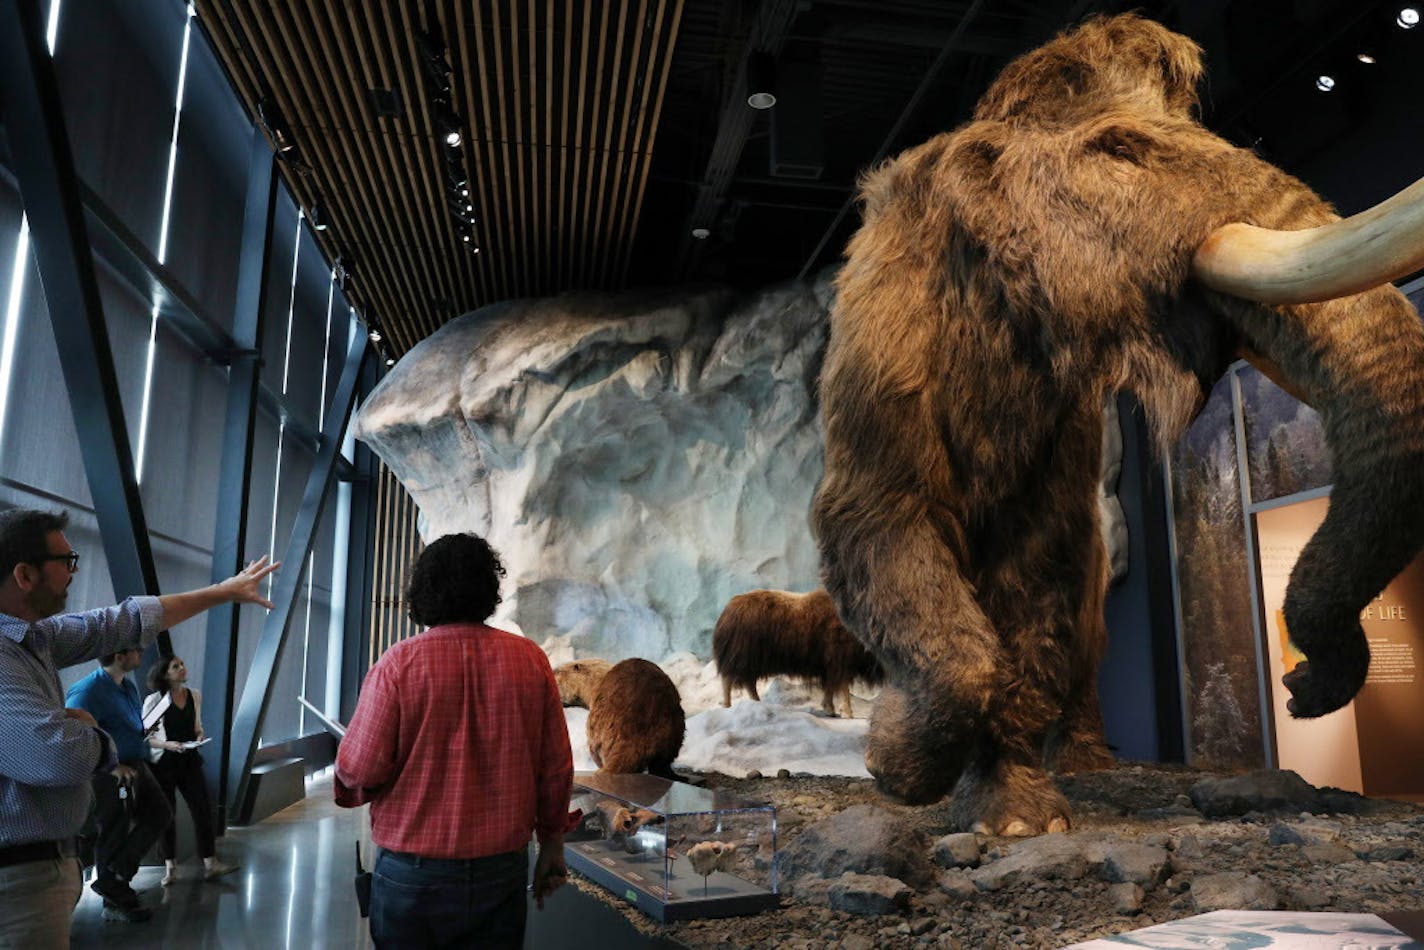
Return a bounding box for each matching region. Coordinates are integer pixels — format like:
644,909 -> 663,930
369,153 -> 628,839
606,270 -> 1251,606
406,533 -> 506,627
0,508 -> 70,581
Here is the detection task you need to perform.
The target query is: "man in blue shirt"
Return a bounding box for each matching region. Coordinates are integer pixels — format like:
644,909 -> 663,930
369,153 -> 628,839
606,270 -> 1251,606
67,645 -> 170,922
0,508 -> 279,947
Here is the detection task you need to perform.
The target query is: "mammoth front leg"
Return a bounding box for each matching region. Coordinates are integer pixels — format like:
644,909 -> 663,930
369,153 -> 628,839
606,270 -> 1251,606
1046,517 -> 1115,775
950,401 -> 1113,833
822,510 -> 1004,805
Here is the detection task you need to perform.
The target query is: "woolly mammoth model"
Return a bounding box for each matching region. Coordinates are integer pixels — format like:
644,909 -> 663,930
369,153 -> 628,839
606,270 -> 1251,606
586,658 -> 686,779
812,13 -> 1424,836
713,588 -> 885,717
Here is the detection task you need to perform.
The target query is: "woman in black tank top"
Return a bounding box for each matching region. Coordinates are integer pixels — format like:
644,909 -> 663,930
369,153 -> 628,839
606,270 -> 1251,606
143,654 -> 238,884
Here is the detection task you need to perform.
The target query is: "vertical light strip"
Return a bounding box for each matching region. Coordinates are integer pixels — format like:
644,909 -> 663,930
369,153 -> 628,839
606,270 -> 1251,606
0,223 -> 32,454
298,272 -> 338,735
325,314 -> 358,721
0,2 -> 60,454
135,4 -> 195,483
266,214 -> 303,597
44,0 -> 61,53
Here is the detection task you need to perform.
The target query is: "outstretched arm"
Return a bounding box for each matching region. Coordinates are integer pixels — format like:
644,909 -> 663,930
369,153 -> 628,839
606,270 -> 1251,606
159,556 -> 281,630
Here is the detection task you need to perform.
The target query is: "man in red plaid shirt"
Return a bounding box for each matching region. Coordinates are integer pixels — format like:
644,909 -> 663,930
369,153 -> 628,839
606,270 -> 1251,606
335,534 -> 573,949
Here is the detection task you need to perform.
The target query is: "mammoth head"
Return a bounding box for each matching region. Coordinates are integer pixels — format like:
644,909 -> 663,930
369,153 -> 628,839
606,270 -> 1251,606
975,14 -> 1204,125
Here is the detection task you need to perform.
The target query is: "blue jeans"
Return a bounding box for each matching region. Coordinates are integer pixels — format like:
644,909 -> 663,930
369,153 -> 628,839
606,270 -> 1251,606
370,847 -> 528,949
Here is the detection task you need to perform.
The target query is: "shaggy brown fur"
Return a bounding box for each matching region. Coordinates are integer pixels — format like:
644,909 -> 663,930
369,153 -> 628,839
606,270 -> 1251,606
712,588 -> 885,717
553,658 -> 613,708
586,658 -> 686,779
812,14 -> 1424,835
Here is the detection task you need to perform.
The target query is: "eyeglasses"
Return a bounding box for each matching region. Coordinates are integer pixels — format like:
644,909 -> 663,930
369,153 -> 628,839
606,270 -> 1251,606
35,551 -> 80,573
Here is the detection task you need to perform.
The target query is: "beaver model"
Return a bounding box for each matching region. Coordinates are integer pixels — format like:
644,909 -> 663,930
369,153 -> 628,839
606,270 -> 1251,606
552,658 -> 613,708
586,657 -> 685,779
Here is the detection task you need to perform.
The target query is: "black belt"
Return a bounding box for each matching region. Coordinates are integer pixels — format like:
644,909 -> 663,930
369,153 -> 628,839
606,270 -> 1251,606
0,838 -> 76,868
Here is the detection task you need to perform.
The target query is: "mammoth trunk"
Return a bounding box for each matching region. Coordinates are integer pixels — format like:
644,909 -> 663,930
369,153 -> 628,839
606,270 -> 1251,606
1214,284 -> 1424,717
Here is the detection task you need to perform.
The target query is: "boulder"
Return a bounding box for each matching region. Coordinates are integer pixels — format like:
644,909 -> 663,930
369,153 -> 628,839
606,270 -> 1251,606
970,834 -> 1089,891
779,805 -> 934,888
1190,872 -> 1279,911
827,872 -> 914,916
932,832 -> 982,869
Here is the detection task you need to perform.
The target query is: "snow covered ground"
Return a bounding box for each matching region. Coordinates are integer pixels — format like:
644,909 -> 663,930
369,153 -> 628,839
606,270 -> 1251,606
555,650 -> 875,779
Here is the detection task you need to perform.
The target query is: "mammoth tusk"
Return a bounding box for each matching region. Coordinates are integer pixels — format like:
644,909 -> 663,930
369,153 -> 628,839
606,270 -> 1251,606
1192,174 -> 1424,305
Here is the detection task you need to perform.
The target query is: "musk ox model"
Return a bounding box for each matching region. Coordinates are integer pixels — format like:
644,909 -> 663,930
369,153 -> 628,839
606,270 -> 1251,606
712,588 -> 885,717
553,658 -> 613,708
812,13 -> 1424,836
586,658 -> 686,778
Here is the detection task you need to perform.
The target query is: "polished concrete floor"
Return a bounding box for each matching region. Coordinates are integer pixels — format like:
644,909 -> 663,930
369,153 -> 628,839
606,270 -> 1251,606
70,773 -> 680,949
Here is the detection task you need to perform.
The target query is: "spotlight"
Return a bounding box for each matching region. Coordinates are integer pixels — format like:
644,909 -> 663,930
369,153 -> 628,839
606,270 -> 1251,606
746,51 -> 776,109
435,103 -> 463,148
386,356 -> 396,367
691,226 -> 711,240
1357,51 -> 1377,63
1399,7 -> 1420,27
309,201 -> 329,231
369,327 -> 382,343
1315,74 -> 1336,91
257,97 -> 296,155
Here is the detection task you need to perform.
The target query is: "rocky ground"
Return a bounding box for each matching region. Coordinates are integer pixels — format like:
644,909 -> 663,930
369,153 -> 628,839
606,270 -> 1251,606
570,764 -> 1424,949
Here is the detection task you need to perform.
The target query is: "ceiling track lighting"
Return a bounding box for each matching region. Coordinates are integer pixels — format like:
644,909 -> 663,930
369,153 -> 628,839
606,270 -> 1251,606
368,327 -> 383,343
1398,6 -> 1419,28
1315,74 -> 1336,92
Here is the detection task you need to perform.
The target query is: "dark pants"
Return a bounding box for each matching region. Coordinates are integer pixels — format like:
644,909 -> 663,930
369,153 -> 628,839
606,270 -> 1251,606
91,762 -> 171,883
152,752 -> 215,860
370,847 -> 528,950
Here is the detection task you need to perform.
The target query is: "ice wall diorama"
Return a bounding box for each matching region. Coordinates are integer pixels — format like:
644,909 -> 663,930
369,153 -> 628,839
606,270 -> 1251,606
355,273 -> 1127,665
354,276 -> 835,662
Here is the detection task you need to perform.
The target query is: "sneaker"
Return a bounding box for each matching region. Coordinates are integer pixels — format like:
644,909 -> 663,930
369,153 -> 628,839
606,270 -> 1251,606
203,859 -> 239,881
101,900 -> 153,923
91,872 -> 140,909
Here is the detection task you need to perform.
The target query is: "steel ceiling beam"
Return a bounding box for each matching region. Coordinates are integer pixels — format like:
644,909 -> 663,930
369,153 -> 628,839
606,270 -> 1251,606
676,0 -> 801,277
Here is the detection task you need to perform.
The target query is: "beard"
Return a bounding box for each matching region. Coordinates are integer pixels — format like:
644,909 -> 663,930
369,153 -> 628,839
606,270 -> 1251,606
26,584 -> 67,619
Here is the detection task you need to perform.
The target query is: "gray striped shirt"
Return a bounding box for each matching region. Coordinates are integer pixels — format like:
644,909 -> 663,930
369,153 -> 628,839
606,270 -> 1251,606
0,596 -> 162,847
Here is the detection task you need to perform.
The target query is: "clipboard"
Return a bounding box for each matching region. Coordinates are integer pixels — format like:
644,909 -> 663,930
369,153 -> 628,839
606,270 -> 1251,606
142,692 -> 171,733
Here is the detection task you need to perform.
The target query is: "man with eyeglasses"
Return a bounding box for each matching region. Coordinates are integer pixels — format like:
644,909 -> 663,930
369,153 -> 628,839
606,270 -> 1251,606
0,508 -> 279,947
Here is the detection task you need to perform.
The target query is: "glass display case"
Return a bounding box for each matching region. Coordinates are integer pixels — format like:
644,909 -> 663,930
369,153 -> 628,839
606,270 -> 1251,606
565,771 -> 779,922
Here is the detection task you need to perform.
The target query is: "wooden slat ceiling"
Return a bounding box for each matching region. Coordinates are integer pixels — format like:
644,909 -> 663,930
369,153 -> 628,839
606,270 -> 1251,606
197,0 -> 686,356
192,0 -> 1399,359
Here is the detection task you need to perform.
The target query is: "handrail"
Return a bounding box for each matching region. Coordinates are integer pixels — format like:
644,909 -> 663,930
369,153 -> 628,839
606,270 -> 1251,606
298,695 -> 347,738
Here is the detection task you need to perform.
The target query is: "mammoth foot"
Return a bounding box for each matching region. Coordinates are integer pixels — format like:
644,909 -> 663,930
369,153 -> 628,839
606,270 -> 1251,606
865,686 -> 976,806
949,761 -> 1072,837
1283,659 -> 1367,719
